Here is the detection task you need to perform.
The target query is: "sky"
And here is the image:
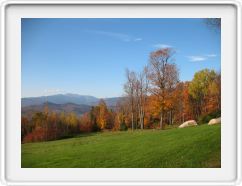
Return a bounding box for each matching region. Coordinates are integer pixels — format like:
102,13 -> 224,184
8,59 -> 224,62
22,18 -> 221,98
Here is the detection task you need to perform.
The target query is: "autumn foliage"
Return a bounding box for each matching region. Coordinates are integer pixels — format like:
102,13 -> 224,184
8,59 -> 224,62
21,48 -> 221,143
22,99 -> 115,143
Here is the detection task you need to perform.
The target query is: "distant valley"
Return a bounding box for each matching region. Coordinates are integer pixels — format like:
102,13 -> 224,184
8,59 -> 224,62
22,102 -> 92,118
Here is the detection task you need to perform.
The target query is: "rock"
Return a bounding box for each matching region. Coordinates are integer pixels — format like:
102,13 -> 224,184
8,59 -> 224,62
208,117 -> 221,125
178,120 -> 197,128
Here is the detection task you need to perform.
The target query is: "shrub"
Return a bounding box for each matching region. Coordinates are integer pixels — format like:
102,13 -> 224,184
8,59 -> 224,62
198,110 -> 221,124
119,122 -> 128,131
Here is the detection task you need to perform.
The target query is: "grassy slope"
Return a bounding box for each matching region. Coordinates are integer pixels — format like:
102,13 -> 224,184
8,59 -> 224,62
22,124 -> 221,168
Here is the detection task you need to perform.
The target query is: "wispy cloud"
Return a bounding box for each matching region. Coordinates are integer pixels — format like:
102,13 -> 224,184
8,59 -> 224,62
187,56 -> 207,62
89,30 -> 130,42
187,54 -> 217,62
205,54 -> 217,57
134,38 -> 143,41
86,30 -> 142,42
154,44 -> 172,49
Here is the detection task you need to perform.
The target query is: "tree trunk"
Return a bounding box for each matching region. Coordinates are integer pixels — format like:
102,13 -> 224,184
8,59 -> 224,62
142,109 -> 144,129
140,108 -> 144,130
170,110 -> 173,125
160,113 -> 163,129
131,113 -> 134,131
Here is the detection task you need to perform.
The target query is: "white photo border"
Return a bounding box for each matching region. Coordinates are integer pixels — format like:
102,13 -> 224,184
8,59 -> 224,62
1,0 -> 242,186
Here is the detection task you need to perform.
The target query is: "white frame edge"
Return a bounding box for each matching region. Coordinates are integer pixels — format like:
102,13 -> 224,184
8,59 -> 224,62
1,1 -> 6,186
236,0 -> 242,185
0,0 -> 241,186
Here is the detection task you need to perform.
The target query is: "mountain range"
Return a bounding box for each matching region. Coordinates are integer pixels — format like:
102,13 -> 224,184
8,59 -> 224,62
22,102 -> 92,118
22,93 -> 121,107
21,94 -> 122,118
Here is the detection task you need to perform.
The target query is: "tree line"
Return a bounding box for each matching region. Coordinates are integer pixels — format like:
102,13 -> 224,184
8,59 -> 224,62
123,48 -> 220,130
21,48 -> 221,143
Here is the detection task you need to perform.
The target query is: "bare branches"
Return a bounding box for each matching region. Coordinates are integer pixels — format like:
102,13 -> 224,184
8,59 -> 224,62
204,18 -> 221,32
124,69 -> 137,130
123,66 -> 150,130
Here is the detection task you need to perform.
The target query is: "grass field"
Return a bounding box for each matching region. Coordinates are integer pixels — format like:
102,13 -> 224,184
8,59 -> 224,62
21,124 -> 221,168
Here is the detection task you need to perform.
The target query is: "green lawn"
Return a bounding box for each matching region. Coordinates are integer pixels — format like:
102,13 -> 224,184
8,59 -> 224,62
21,124 -> 221,168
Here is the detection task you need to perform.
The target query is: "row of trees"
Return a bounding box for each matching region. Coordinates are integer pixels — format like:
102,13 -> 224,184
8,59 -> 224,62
122,48 -> 221,130
21,100 -> 114,143
21,47 -> 221,143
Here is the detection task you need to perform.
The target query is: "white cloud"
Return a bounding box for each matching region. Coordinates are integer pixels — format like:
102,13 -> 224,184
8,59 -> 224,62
134,38 -> 143,41
154,44 -> 172,48
86,30 -> 142,43
90,30 -> 131,42
187,56 -> 207,62
205,54 -> 217,57
187,54 -> 217,62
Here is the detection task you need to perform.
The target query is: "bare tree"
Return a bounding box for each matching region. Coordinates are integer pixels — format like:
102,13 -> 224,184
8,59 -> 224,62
135,67 -> 149,129
148,48 -> 179,129
124,69 -> 136,131
204,18 -> 221,32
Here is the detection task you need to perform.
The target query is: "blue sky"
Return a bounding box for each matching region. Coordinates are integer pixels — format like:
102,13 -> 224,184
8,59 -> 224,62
22,18 -> 221,98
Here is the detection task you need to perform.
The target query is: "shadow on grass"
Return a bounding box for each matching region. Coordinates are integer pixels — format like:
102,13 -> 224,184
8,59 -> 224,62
71,132 -> 101,139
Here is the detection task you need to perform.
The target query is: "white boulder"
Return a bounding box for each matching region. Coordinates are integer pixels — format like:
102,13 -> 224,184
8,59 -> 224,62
178,120 -> 197,128
208,117 -> 221,125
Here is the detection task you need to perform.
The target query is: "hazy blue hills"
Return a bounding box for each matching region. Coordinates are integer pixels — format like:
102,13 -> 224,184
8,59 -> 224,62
22,93 -> 121,107
21,94 -> 122,117
21,102 -> 92,118
21,94 -> 99,107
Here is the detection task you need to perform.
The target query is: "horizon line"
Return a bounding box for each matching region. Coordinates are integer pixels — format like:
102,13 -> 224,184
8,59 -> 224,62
21,93 -> 123,99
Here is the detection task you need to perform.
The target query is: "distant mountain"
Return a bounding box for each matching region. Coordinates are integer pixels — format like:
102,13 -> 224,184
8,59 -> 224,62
22,102 -> 92,118
22,94 -> 99,107
21,93 -> 122,107
89,97 -> 122,107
